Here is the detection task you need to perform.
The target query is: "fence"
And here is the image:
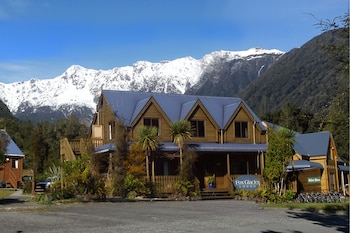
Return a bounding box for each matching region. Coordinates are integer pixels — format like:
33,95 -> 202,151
154,175 -> 181,194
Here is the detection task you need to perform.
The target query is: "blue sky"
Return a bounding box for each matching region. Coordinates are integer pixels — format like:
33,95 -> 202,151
0,0 -> 348,83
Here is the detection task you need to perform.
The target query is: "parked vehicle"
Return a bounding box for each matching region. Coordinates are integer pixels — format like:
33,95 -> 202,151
35,178 -> 53,192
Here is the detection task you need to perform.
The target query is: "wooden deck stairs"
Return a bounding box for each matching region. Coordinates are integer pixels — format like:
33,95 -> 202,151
200,188 -> 232,200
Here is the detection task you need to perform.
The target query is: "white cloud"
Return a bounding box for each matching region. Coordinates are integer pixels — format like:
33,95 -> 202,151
0,0 -> 32,20
0,62 -> 32,83
0,63 -> 28,71
0,60 -> 69,84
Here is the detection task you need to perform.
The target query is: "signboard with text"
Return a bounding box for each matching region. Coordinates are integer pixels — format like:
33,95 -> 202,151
233,175 -> 261,191
307,177 -> 321,184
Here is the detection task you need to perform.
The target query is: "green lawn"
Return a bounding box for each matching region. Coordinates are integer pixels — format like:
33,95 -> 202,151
263,201 -> 349,214
0,190 -> 15,199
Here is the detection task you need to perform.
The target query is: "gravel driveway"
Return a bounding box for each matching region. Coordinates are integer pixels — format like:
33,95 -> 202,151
0,199 -> 348,233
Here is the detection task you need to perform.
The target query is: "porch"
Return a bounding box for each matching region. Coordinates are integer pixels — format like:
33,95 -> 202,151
153,174 -> 266,197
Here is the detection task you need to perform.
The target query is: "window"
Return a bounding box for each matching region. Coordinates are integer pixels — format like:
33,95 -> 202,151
191,120 -> 205,137
12,159 -> 18,169
328,147 -> 334,160
235,122 -> 248,138
329,173 -> 335,191
144,118 -> 159,128
144,118 -> 159,134
108,121 -> 115,140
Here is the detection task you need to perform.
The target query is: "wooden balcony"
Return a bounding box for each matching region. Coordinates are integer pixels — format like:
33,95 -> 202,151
60,138 -> 104,161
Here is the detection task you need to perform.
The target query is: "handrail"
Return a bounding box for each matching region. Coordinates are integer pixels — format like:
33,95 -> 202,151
8,169 -> 17,188
60,138 -> 77,161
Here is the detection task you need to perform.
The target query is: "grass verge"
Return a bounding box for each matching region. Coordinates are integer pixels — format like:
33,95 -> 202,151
263,201 -> 349,214
0,190 -> 15,199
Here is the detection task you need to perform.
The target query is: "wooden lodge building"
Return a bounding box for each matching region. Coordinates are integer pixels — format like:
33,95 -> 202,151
60,90 -> 348,196
287,131 -> 348,194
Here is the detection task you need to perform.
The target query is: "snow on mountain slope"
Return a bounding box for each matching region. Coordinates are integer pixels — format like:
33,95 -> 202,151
0,48 -> 284,120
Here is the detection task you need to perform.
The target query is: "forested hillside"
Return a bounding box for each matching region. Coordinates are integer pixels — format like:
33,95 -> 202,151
238,28 -> 349,160
238,28 -> 348,117
0,100 -> 15,120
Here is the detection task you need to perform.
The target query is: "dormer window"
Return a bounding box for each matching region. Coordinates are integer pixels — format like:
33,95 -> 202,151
191,120 -> 205,137
235,122 -> 248,138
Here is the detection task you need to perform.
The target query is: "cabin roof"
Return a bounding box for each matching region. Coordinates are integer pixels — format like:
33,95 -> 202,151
293,131 -> 331,157
262,122 -> 332,158
0,129 -> 25,157
102,90 -> 265,130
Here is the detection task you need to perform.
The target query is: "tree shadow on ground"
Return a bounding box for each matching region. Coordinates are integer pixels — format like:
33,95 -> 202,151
262,231 -> 302,233
286,210 -> 349,233
0,198 -> 26,205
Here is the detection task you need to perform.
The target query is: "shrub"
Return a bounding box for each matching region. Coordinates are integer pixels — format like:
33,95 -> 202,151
34,193 -> 52,204
123,173 -> 149,198
284,189 -> 294,202
22,180 -> 32,194
174,180 -> 195,197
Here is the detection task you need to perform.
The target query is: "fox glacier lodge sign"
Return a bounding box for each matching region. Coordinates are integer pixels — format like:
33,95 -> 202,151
234,175 -> 261,191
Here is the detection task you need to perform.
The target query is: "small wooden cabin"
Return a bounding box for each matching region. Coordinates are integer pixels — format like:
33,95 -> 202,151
0,129 -> 25,188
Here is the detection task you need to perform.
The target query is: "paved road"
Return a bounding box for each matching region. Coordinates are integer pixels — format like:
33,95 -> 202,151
0,197 -> 348,233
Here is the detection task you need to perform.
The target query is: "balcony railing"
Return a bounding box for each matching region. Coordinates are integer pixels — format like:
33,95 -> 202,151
60,138 -> 104,161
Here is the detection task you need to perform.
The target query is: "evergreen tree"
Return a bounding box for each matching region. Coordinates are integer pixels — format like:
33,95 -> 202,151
0,130 -> 9,165
264,128 -> 295,194
125,143 -> 146,179
169,120 -> 192,172
55,116 -> 89,139
137,126 -> 158,182
261,103 -> 316,133
29,123 -> 48,178
112,121 -> 129,196
316,12 -> 349,162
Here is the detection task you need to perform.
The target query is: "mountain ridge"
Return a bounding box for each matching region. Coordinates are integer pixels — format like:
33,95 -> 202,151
238,29 -> 348,117
0,48 -> 284,123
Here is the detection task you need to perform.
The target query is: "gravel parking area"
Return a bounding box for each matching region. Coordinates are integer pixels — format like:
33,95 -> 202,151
0,199 -> 348,233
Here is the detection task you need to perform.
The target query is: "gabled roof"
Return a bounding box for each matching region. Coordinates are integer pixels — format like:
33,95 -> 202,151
0,129 -> 25,157
262,122 -> 332,158
101,90 -> 266,130
293,131 -> 331,157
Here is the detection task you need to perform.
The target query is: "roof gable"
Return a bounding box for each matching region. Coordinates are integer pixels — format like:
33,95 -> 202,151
131,97 -> 173,127
101,90 -> 265,130
293,131 -> 331,156
223,102 -> 240,127
186,100 -> 219,129
1,130 -> 25,157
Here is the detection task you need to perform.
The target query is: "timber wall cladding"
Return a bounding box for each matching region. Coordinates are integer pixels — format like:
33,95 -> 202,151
131,103 -> 172,142
226,108 -> 254,143
298,169 -> 322,192
190,107 -> 217,142
100,96 -> 116,143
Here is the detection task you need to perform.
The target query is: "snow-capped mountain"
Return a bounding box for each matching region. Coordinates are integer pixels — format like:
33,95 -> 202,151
0,48 -> 284,123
